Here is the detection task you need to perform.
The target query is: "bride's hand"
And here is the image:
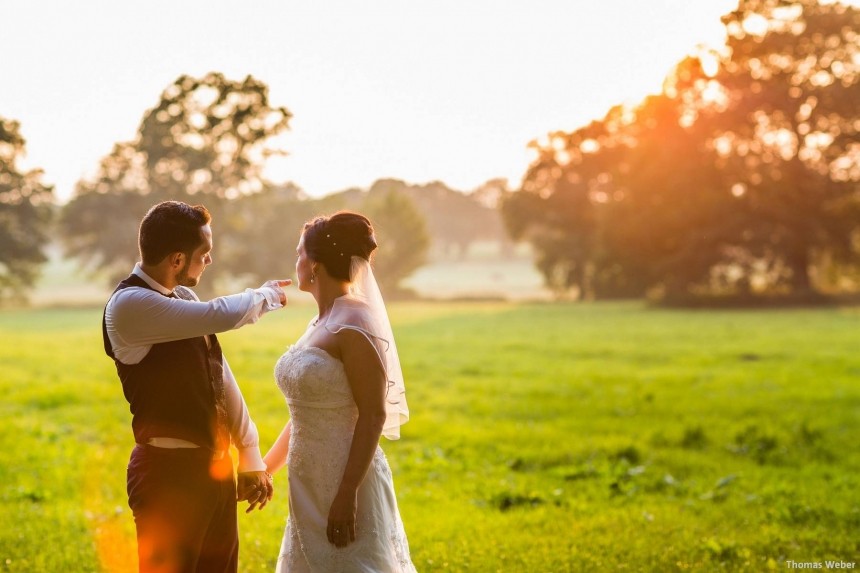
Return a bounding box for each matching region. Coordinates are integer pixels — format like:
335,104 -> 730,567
327,488 -> 357,547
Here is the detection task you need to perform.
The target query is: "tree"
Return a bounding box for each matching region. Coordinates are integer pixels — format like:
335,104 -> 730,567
220,182 -> 315,283
307,178 -> 508,261
598,87 -> 733,298
505,0 -> 860,300
502,114 -> 648,299
0,117 -> 53,300
362,191 -> 430,296
366,179 -> 505,259
60,72 -> 292,292
469,178 -> 518,257
704,0 -> 860,293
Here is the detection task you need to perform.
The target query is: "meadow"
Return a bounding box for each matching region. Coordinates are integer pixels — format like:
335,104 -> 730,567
0,301 -> 858,572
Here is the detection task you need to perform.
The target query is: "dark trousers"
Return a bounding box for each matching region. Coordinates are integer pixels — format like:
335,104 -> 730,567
127,444 -> 238,573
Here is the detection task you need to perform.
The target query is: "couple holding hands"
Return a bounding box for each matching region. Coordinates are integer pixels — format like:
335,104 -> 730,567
103,201 -> 416,572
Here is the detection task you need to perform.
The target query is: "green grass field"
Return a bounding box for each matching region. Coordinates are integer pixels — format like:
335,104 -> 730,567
1,301 -> 858,572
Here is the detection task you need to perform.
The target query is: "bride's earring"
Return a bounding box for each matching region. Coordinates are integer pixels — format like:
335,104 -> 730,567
310,273 -> 316,284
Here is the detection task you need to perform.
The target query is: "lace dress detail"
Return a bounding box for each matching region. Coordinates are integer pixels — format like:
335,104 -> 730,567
274,345 -> 416,572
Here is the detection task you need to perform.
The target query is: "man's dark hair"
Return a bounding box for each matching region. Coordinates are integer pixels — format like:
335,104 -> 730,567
138,201 -> 211,265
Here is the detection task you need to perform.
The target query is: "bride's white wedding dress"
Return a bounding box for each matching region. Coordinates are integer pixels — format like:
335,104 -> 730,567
274,340 -> 416,572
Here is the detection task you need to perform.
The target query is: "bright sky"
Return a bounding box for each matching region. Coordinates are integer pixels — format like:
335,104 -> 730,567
1,0 -> 737,202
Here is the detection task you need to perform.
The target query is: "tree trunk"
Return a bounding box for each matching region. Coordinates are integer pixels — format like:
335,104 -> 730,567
785,246 -> 813,294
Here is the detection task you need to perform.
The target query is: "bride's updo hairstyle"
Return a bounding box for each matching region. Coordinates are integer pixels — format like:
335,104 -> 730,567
302,211 -> 378,282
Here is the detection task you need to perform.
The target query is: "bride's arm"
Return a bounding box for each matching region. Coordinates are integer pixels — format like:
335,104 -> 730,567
327,329 -> 388,547
263,420 -> 292,475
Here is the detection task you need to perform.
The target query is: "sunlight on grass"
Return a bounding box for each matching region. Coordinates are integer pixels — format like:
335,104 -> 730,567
1,302 -> 858,571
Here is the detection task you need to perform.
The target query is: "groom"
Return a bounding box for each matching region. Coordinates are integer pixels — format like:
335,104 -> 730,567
102,201 -> 289,573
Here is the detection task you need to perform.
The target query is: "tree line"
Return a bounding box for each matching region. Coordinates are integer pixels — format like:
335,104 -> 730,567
1,0 -> 858,303
0,72 -> 505,300
502,0 -> 860,302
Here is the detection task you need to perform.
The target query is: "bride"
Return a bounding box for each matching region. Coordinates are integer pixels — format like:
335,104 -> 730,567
262,212 -> 417,572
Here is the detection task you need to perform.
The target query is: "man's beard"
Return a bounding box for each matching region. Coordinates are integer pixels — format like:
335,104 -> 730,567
176,259 -> 200,287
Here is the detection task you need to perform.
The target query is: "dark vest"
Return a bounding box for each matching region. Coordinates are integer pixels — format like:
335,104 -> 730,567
102,274 -> 229,451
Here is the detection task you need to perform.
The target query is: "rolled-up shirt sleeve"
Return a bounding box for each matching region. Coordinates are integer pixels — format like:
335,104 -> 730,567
222,357 -> 266,473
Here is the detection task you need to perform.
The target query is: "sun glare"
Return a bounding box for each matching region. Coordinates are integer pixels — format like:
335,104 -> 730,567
701,80 -> 729,109
743,13 -> 770,37
699,52 -> 720,78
